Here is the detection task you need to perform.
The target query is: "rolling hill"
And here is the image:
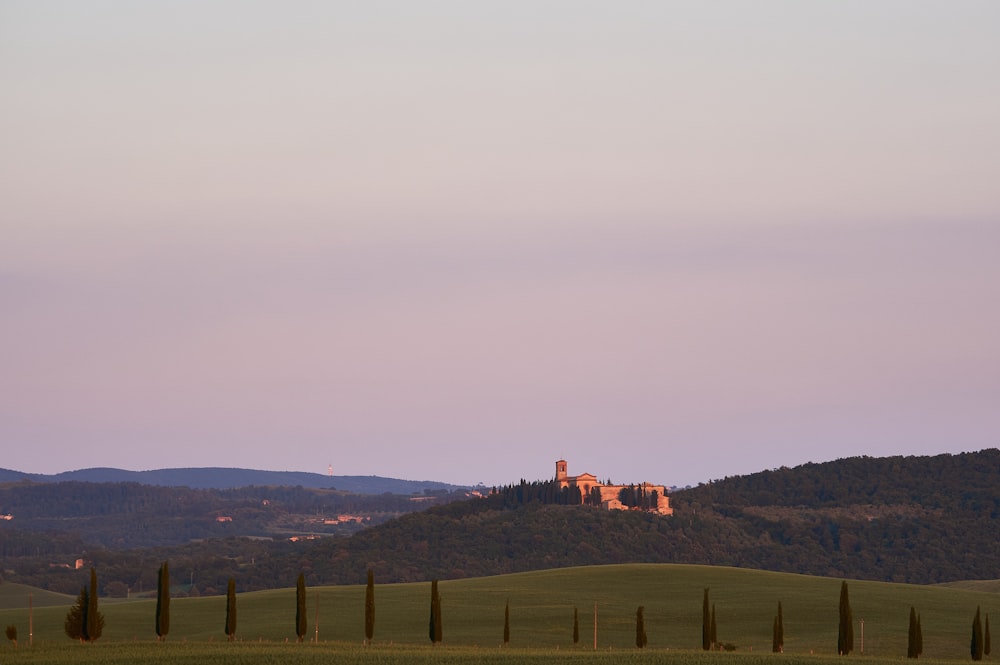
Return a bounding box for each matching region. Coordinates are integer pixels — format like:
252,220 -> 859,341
1,564 -> 996,658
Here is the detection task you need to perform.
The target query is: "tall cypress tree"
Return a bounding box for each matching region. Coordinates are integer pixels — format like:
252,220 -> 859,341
155,561 -> 170,641
777,601 -> 784,653
503,600 -> 510,646
916,614 -> 923,657
710,603 -> 718,649
636,606 -> 648,649
838,581 -> 853,655
573,607 -> 579,645
364,569 -> 375,644
773,601 -> 784,653
85,567 -> 103,641
972,606 -> 984,661
702,588 -> 711,651
225,578 -> 237,641
908,606 -> 918,658
295,573 -> 307,643
428,579 -> 442,644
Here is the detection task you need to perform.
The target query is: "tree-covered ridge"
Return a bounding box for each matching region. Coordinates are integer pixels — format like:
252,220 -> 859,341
679,449 -> 1000,512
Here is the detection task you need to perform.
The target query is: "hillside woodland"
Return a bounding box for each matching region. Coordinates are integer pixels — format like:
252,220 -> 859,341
1,449 -> 997,595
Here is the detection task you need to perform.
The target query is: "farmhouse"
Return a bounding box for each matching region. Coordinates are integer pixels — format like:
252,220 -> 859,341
555,460 -> 673,516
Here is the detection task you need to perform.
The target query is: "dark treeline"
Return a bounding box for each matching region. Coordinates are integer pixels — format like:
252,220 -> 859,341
487,479 -> 660,510
487,480 -> 584,507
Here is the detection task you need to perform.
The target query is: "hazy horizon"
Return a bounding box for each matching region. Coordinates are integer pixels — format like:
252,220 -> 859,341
3,2 -> 999,488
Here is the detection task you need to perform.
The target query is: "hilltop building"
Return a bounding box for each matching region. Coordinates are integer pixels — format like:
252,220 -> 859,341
555,460 -> 673,516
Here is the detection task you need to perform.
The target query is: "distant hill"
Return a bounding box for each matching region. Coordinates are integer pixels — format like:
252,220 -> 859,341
281,448 -> 1000,586
0,466 -> 465,494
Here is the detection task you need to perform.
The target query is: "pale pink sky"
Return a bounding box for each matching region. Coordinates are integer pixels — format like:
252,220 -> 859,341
2,2 -> 999,486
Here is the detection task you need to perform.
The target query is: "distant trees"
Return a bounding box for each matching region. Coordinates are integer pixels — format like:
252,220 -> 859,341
364,569 -> 375,644
428,579 -> 442,644
156,561 -> 170,641
702,588 -> 711,650
295,573 -> 307,643
636,606 -> 648,648
838,581 -> 853,655
503,600 -> 510,646
5,624 -> 16,647
908,606 -> 919,658
225,578 -> 237,641
972,606 -> 984,661
772,601 -> 784,653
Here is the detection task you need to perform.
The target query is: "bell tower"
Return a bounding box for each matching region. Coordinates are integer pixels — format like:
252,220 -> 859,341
555,459 -> 568,482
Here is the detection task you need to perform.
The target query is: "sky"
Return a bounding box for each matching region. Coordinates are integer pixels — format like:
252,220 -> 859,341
2,1 -> 999,488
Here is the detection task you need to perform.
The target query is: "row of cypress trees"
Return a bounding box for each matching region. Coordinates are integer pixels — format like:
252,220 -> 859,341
149,564 -> 376,644
701,581 -> 990,659
59,568 -> 993,655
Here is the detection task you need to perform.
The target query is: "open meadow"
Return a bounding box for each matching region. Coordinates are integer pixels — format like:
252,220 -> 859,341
1,564 -> 996,664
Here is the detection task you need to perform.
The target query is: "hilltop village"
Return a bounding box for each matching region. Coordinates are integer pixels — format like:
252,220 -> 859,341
555,460 -> 673,515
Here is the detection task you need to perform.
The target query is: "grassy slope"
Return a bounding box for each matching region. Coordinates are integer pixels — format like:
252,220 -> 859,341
0,582 -> 74,610
937,580 -> 1000,594
1,564 -> 996,660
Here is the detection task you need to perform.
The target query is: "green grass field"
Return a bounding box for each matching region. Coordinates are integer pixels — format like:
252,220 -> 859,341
1,564 -> 997,664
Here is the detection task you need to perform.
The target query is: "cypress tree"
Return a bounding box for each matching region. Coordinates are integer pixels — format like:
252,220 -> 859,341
710,603 -> 718,649
64,587 -> 87,641
573,607 -> 579,645
916,613 -> 923,657
636,605 -> 648,648
503,600 -> 510,646
428,579 -> 442,644
364,569 -> 375,644
702,588 -> 711,651
777,601 -> 784,653
295,573 -> 307,643
225,578 -> 237,641
155,561 -> 170,641
85,567 -> 103,641
838,581 -> 854,655
772,601 -> 785,653
972,606 -> 984,661
908,606 -> 918,658
986,614 -> 991,656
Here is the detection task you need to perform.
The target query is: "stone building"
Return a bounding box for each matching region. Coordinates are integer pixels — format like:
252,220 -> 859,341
554,460 -> 673,515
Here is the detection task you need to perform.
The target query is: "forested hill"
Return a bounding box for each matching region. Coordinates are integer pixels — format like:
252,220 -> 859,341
289,449 -> 1000,587
678,449 -> 1000,509
0,467 -> 462,494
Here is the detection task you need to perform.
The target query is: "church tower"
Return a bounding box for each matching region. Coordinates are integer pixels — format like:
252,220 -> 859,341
555,459 -> 568,482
